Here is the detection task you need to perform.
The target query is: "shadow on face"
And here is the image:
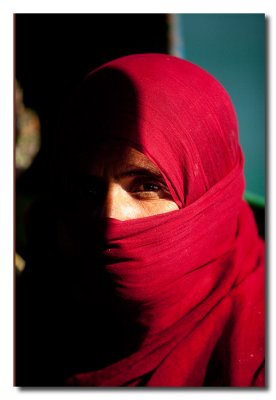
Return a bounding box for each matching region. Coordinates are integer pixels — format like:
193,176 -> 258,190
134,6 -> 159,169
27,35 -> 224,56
74,141 -> 179,221
51,67 -> 179,375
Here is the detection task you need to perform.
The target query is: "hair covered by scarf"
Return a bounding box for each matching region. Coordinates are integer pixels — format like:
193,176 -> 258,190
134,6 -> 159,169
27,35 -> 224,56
59,54 -> 265,387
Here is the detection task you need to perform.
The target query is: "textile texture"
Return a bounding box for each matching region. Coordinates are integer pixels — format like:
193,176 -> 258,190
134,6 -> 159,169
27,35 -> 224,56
60,54 -> 265,387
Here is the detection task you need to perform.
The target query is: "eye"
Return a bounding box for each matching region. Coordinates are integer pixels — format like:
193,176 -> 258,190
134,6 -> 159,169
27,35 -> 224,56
129,178 -> 170,199
134,182 -> 161,192
73,176 -> 106,205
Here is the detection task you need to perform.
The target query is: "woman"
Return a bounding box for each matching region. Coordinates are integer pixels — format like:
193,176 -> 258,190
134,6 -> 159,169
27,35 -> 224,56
18,53 -> 265,387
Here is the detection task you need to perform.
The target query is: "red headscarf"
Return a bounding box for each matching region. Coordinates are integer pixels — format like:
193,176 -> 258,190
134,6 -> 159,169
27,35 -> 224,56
63,54 -> 265,386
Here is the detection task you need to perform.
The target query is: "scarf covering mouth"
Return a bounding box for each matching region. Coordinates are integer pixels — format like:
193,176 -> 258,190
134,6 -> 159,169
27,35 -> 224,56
60,54 -> 265,386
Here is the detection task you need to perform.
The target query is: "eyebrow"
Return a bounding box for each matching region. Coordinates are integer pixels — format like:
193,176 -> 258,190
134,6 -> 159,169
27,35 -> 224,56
118,167 -> 165,181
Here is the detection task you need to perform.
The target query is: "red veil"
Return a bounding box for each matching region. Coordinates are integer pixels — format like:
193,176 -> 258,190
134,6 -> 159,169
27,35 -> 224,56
63,54 -> 265,386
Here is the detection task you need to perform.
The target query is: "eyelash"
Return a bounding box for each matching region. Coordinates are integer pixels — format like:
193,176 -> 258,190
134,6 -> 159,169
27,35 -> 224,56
131,182 -> 162,193
73,177 -> 168,202
129,179 -> 169,199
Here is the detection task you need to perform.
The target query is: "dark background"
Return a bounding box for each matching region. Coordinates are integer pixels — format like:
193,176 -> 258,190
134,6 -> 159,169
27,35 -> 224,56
16,14 -> 168,143
16,15 -> 170,385
16,14 -> 169,255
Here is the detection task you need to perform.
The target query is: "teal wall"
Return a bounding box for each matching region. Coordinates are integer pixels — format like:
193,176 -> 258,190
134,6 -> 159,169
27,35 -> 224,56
170,14 -> 265,205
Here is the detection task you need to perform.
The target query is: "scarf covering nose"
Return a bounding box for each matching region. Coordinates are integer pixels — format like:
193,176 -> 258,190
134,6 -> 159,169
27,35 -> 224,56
64,54 -> 265,386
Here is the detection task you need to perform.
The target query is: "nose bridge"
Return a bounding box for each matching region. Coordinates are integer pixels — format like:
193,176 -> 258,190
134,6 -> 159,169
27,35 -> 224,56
102,182 -> 129,221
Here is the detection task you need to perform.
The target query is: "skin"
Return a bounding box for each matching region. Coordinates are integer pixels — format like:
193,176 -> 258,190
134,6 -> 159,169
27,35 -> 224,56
76,142 -> 179,220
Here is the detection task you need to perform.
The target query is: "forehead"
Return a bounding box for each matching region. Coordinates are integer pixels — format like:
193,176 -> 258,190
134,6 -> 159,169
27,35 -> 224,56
79,141 -> 162,177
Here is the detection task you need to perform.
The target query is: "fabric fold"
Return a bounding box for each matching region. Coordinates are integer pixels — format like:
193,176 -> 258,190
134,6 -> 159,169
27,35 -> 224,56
62,53 -> 264,387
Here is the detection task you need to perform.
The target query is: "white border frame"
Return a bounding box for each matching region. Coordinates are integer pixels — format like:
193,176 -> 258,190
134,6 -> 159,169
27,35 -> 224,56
0,1 -> 274,399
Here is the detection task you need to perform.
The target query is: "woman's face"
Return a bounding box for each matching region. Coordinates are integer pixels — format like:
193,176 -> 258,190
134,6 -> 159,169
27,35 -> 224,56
77,142 -> 179,220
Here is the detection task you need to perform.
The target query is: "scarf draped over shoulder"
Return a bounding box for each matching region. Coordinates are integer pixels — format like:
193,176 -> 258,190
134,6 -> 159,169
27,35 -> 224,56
59,54 -> 265,387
